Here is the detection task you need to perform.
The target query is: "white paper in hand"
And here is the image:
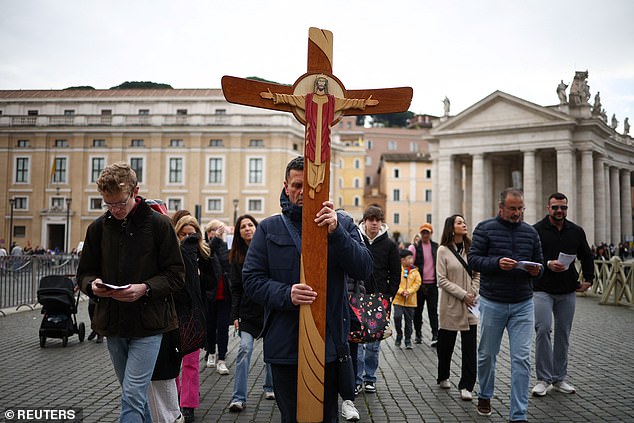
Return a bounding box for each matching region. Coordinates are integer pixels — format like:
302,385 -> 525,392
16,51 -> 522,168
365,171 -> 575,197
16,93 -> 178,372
557,253 -> 576,270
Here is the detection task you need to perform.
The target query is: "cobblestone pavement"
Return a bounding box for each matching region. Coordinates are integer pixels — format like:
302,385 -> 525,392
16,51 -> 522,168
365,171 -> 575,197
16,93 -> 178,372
0,294 -> 632,422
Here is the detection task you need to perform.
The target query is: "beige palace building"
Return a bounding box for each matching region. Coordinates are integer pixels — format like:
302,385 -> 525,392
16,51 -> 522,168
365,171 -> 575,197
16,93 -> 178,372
0,88 -> 306,251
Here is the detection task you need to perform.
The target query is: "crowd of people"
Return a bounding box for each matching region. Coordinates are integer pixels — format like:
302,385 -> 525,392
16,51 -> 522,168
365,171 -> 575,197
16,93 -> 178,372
76,160 -> 598,423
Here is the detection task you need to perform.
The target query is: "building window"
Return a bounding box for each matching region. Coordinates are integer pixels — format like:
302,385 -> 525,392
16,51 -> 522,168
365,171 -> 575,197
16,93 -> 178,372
207,198 -> 222,212
131,139 -> 144,147
176,109 -> 188,115
15,157 -> 29,183
339,178 -> 343,188
51,197 -> 65,210
248,158 -> 263,184
54,139 -> 68,148
365,156 -> 372,166
394,213 -> 400,224
17,139 -> 30,148
64,109 -> 75,116
13,226 -> 26,238
410,141 -> 419,152
209,139 -> 223,147
426,214 -> 432,224
354,197 -> 360,207
90,197 -> 103,210
139,109 -> 150,115
426,169 -> 432,179
169,139 -> 184,147
354,178 -> 360,188
388,140 -> 397,151
248,199 -> 263,212
28,110 -> 38,116
215,109 -> 226,115
92,139 -> 106,147
90,157 -> 105,183
167,198 -> 182,211
168,158 -> 183,183
249,139 -> 264,147
394,168 -> 400,178
354,159 -> 361,169
393,189 -> 400,202
208,158 -> 223,184
52,157 -> 67,183
130,157 -> 144,183
366,176 -> 372,186
101,109 -> 112,116
13,197 -> 27,210
293,143 -> 299,151
366,140 -> 373,150
425,189 -> 432,202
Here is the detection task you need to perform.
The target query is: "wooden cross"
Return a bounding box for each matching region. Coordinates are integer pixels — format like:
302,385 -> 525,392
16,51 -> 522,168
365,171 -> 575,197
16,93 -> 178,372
222,27 -> 412,422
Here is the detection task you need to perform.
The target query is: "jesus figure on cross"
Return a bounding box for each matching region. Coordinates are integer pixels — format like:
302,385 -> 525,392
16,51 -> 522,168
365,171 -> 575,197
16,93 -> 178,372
261,75 -> 378,199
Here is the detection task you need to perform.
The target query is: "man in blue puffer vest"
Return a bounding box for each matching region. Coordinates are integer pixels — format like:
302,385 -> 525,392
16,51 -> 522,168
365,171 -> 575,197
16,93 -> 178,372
468,187 -> 544,422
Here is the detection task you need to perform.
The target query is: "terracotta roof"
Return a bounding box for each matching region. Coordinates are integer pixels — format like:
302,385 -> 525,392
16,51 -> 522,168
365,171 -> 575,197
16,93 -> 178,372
0,89 -> 223,99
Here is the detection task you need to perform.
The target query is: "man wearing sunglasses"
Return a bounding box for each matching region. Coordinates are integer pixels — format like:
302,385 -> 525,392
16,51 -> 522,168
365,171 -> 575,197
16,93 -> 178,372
531,192 -> 594,398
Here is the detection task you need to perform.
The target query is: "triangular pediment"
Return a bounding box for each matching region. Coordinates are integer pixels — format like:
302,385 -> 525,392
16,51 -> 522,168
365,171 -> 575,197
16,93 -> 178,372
432,91 -> 573,134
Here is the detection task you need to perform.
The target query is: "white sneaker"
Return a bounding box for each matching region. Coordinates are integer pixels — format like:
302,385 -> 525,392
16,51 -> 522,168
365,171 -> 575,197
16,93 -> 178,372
532,380 -> 553,397
174,414 -> 185,423
439,379 -> 451,389
460,389 -> 473,401
341,400 -> 360,422
228,401 -> 244,412
206,353 -> 216,368
217,360 -> 229,375
553,380 -> 576,394
264,391 -> 275,400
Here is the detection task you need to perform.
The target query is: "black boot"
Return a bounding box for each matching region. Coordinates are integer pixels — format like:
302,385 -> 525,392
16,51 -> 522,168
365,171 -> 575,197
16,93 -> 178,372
87,330 -> 97,341
182,407 -> 195,423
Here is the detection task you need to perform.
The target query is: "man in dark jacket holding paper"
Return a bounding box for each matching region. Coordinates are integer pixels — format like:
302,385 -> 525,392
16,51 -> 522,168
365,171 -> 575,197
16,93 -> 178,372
468,187 -> 544,422
531,192 -> 593,397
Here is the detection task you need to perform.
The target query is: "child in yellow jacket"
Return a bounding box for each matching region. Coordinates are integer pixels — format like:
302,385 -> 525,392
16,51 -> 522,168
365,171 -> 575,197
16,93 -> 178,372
393,249 -> 422,349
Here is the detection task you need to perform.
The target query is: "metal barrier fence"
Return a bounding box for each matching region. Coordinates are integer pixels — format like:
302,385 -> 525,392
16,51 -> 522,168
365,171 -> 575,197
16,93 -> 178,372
0,255 -> 80,313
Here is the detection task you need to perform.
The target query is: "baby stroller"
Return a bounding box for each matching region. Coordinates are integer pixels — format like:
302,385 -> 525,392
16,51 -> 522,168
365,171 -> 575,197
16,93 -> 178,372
37,275 -> 85,347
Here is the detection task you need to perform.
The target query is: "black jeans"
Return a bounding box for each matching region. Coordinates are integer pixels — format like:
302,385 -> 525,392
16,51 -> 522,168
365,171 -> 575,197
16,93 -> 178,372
414,284 -> 439,339
271,362 -> 339,423
436,325 -> 477,390
205,298 -> 230,360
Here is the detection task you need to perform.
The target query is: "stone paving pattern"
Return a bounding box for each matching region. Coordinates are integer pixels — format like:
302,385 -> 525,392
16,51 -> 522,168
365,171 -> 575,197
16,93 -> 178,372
1,294 -> 632,422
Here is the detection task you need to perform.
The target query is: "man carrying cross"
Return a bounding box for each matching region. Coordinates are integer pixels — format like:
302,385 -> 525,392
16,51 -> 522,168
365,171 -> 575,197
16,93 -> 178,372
243,156 -> 372,422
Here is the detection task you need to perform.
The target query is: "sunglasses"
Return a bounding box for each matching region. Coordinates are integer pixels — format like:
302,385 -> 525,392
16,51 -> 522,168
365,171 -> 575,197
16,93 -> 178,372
550,205 -> 568,211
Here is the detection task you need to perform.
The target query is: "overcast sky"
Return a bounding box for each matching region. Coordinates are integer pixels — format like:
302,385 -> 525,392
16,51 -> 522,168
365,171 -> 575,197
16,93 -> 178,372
1,0 -> 633,130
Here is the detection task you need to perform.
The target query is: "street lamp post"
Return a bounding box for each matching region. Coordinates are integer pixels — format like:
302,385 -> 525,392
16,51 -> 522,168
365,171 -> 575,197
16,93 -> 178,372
8,198 -> 15,253
233,198 -> 239,225
65,196 -> 72,253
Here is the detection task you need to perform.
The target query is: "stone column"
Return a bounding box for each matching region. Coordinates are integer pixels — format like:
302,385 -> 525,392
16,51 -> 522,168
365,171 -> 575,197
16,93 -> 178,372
610,166 -> 621,243
437,154 -> 455,227
605,165 -> 612,244
557,147 -> 576,221
464,159 -> 473,226
621,170 -> 632,241
523,150 -> 537,224
580,150 -> 595,245
594,156 -> 607,245
484,156 -> 494,218
472,153 -> 485,225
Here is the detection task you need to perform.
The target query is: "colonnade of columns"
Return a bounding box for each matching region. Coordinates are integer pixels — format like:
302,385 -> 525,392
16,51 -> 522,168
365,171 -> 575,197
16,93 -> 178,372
434,148 -> 633,246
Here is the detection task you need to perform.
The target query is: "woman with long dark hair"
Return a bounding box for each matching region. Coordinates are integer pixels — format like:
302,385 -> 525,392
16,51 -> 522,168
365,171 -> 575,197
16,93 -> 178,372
436,214 -> 480,401
228,214 -> 274,412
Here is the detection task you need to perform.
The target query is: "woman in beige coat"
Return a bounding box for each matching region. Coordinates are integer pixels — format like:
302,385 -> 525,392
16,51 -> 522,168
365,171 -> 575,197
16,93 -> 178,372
436,214 -> 480,401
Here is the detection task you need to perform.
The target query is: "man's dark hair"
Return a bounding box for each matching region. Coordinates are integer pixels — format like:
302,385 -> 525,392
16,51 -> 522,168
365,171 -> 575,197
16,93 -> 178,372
285,156 -> 304,181
363,204 -> 384,221
498,187 -> 524,206
548,192 -> 568,202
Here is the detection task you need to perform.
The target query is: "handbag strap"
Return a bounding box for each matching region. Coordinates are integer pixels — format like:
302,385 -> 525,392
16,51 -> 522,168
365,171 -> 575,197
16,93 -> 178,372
448,245 -> 473,279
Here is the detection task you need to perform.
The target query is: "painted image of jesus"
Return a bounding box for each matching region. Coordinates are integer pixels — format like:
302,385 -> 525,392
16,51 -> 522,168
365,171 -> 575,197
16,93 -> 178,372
261,75 -> 378,199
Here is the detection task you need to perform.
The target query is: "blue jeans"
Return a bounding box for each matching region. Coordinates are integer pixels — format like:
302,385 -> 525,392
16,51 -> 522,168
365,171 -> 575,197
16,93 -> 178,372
478,297 -> 533,422
107,334 -> 163,423
231,331 -> 273,404
356,340 -> 380,385
533,291 -> 576,384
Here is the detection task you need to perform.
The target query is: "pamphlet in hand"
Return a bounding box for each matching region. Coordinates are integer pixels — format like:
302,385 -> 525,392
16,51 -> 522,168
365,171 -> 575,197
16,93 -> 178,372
516,261 -> 542,272
557,253 -> 577,270
468,300 -> 480,318
96,282 -> 131,290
